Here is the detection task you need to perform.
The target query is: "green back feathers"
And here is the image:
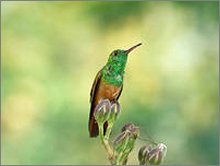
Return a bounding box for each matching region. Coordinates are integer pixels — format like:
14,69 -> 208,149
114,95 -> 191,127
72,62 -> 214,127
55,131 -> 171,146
102,50 -> 128,87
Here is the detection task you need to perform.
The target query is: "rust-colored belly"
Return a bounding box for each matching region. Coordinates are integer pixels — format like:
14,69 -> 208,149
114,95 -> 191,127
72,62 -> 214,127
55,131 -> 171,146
94,80 -> 121,106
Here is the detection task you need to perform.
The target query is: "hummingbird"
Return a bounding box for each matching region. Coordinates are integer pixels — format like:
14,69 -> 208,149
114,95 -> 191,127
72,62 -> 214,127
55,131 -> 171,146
89,43 -> 142,137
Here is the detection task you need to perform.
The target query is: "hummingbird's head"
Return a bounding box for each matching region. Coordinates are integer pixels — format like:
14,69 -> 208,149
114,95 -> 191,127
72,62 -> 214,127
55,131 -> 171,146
103,43 -> 142,87
108,43 -> 142,65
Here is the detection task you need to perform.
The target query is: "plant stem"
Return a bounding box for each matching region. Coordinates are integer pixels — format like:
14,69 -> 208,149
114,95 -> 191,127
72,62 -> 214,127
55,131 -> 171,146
105,123 -> 113,140
99,124 -> 115,164
115,151 -> 123,165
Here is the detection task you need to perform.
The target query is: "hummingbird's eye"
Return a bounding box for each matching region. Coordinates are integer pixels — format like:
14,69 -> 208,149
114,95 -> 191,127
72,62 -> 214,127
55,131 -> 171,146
113,51 -> 118,56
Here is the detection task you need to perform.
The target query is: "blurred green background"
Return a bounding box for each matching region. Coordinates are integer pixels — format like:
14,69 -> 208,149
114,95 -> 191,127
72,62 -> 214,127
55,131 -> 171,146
1,1 -> 219,165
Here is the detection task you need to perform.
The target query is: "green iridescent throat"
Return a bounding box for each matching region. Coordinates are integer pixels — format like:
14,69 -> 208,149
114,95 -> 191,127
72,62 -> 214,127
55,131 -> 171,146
102,50 -> 128,87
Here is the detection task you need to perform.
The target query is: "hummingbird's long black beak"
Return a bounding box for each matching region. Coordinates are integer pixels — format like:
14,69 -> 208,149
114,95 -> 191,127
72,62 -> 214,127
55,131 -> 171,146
125,43 -> 142,54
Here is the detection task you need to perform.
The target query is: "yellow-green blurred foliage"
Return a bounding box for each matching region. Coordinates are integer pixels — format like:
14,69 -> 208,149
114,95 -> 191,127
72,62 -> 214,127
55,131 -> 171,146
2,1 -> 219,165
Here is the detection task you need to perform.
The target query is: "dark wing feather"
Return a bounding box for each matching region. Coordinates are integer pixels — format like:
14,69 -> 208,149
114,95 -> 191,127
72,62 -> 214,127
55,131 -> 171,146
89,69 -> 102,137
116,84 -> 123,100
90,69 -> 102,103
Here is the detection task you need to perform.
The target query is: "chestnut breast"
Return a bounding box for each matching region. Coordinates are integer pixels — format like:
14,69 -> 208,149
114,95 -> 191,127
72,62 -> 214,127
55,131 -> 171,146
94,80 -> 122,106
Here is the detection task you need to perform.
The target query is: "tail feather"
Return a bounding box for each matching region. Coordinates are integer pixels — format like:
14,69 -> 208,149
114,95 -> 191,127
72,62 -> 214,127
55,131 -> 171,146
89,116 -> 99,137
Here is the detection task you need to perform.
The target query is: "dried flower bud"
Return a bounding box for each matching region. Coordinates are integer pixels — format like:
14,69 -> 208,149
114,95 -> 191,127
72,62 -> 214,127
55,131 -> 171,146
121,123 -> 140,139
138,145 -> 153,165
108,101 -> 120,123
113,130 -> 133,165
147,143 -> 167,165
139,143 -> 167,165
94,99 -> 111,124
113,130 -> 130,153
113,123 -> 140,164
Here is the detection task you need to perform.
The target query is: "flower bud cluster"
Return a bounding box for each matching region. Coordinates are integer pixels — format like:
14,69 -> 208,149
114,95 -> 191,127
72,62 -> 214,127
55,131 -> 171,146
94,99 -> 120,125
138,143 -> 167,165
